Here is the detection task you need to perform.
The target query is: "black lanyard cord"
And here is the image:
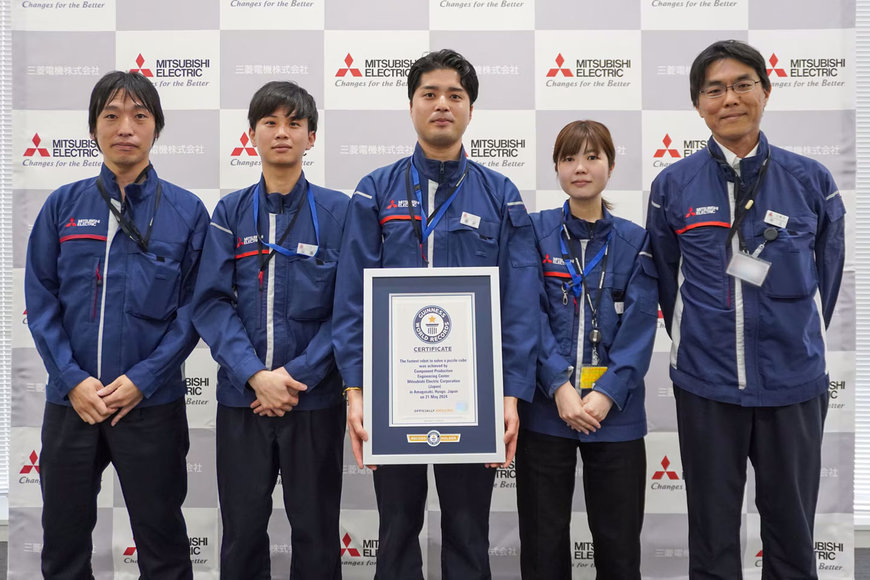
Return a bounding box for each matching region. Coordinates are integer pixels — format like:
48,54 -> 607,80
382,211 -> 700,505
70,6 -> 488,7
724,152 -> 771,251
581,244 -> 608,329
95,166 -> 161,254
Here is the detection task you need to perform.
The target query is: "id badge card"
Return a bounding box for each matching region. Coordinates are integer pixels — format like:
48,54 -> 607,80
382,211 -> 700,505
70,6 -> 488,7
726,252 -> 770,286
579,366 -> 607,391
296,242 -> 318,257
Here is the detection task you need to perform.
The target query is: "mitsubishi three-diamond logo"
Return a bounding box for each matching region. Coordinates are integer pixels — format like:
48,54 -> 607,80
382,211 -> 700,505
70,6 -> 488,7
652,456 -> 679,480
20,450 -> 39,474
767,54 -> 787,78
546,54 -> 573,78
24,133 -> 50,157
129,54 -> 154,77
231,133 -> 258,157
336,54 -> 362,78
654,134 -> 681,159
340,533 -> 361,557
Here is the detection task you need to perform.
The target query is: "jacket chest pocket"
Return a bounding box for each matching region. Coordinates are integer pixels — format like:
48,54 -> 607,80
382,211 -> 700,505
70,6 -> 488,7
287,248 -> 338,321
755,219 -> 817,299
447,217 -> 499,264
125,247 -> 183,321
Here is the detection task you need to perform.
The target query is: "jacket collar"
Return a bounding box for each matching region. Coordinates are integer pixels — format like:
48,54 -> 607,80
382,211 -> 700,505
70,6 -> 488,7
99,163 -> 157,202
258,172 -> 308,214
563,202 -> 614,241
411,142 -> 466,184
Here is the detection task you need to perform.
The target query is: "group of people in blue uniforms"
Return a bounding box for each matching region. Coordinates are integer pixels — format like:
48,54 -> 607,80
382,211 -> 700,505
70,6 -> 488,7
25,39 -> 844,580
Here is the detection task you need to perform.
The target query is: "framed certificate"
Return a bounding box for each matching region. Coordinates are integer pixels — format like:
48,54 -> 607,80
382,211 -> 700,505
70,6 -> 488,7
362,267 -> 505,464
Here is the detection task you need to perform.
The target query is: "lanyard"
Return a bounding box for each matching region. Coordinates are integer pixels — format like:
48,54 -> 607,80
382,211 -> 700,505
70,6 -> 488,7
253,178 -> 319,261
558,202 -> 612,362
95,165 -> 161,254
559,203 -> 611,299
404,157 -> 469,261
724,151 -> 771,251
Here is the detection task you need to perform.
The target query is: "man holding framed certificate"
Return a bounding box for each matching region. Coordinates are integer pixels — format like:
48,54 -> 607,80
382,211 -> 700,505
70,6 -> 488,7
333,49 -> 541,579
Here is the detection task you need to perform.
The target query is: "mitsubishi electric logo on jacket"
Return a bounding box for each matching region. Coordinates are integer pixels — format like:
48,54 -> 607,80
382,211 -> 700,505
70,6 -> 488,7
64,217 -> 102,228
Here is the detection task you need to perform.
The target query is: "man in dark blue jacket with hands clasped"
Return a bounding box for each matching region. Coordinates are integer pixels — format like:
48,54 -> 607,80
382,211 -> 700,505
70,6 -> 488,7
193,81 -> 348,579
25,71 -> 209,579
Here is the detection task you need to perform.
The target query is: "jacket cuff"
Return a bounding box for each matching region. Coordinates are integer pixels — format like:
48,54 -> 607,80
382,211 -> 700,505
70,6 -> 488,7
591,373 -> 628,411
59,367 -> 91,399
546,366 -> 574,399
126,364 -> 158,398
503,379 -> 534,403
234,357 -> 268,394
284,359 -> 315,389
340,365 -> 363,390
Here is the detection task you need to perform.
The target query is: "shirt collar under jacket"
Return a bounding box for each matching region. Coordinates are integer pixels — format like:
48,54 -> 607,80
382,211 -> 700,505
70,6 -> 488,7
411,142 -> 466,184
98,162 -> 155,202
712,136 -> 760,177
707,131 -> 769,184
564,203 -> 614,241
259,172 -> 308,214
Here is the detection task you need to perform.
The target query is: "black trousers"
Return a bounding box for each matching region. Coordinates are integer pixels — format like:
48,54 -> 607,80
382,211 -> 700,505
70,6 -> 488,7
515,428 -> 646,580
674,386 -> 828,580
216,403 -> 345,580
372,463 -> 496,580
40,399 -> 192,580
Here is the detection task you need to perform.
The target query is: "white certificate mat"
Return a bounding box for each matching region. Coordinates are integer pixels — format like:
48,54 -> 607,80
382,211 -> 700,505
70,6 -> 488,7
388,293 -> 478,427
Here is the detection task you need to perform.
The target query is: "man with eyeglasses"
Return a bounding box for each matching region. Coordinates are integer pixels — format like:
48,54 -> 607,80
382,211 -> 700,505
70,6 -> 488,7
646,40 -> 845,579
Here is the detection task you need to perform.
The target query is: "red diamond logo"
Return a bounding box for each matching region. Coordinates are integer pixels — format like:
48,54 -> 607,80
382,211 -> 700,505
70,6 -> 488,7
546,53 -> 573,78
20,450 -> 39,474
652,455 -> 679,480
129,53 -> 154,78
339,533 -> 361,557
336,54 -> 362,78
24,133 -> 50,157
653,134 -> 680,159
231,133 -> 258,157
767,53 -> 787,78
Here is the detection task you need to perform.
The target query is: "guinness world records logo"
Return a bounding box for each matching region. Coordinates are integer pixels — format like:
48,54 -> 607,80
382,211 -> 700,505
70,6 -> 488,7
414,305 -> 451,343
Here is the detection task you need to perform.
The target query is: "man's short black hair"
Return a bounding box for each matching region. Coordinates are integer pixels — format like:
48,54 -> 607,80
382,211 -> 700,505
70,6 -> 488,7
407,49 -> 479,105
689,39 -> 771,107
248,81 -> 318,133
88,71 -> 165,140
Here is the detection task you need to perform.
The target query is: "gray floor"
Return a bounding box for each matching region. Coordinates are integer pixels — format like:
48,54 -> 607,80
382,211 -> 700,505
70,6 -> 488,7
0,547 -> 866,578
859,547 -> 870,580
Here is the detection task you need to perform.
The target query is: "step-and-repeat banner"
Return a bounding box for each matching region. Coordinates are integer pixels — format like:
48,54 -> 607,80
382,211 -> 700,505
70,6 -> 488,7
8,1 -> 856,578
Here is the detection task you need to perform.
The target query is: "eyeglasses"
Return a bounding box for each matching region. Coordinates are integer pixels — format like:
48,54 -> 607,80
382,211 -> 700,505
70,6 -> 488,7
698,80 -> 761,99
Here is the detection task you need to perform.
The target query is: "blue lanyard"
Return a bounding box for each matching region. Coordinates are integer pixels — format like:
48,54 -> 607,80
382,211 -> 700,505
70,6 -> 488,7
252,177 -> 319,259
558,201 -> 611,298
409,156 -> 469,245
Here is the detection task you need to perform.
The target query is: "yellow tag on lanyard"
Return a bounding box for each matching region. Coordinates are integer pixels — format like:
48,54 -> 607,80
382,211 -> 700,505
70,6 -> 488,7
579,366 -> 608,391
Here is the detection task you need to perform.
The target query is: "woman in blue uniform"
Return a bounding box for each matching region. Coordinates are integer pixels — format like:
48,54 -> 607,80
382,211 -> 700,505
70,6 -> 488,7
516,120 -> 658,579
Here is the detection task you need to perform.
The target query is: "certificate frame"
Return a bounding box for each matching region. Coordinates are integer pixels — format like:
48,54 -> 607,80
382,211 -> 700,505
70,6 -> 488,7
362,267 -> 505,464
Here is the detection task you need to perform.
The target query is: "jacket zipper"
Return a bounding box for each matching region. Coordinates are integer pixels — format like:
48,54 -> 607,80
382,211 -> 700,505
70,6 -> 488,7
91,259 -> 102,321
